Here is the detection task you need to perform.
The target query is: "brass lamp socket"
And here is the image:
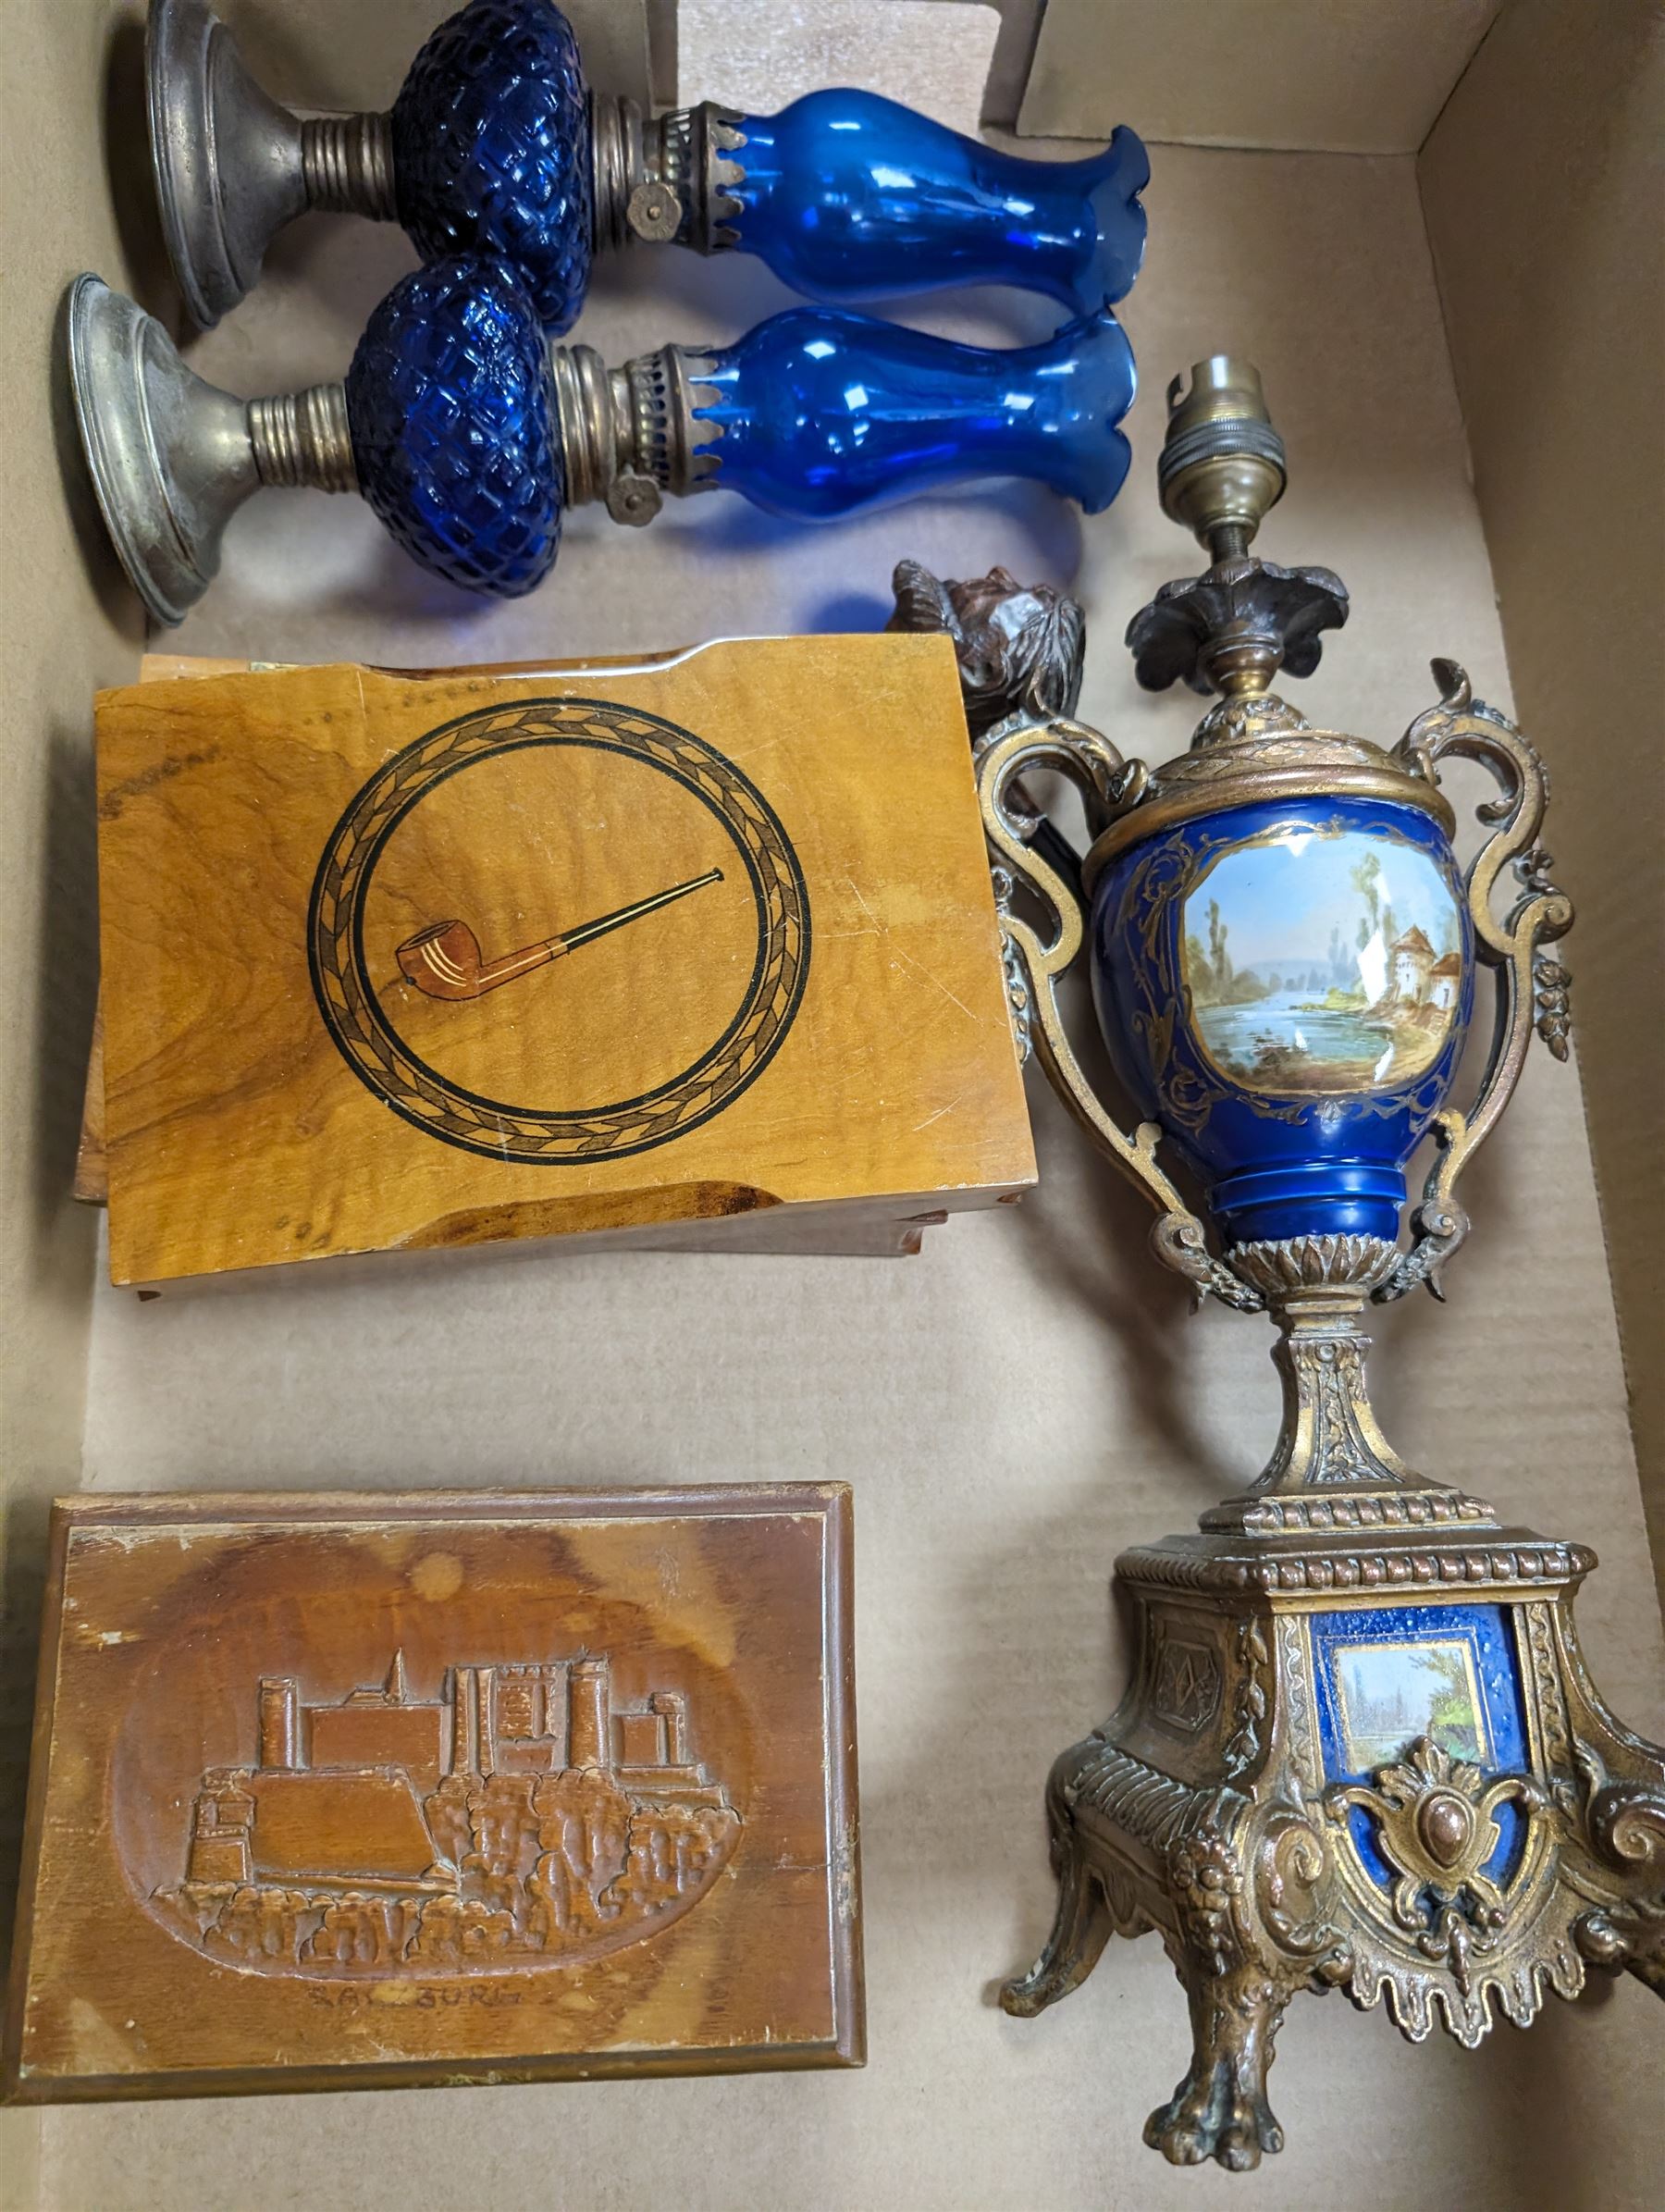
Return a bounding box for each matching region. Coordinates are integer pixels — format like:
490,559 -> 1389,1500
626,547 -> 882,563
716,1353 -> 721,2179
1157,356 -> 1287,558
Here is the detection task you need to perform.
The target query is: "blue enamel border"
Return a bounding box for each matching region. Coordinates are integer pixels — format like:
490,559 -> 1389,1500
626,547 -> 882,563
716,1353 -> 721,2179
1308,1602 -> 1529,1890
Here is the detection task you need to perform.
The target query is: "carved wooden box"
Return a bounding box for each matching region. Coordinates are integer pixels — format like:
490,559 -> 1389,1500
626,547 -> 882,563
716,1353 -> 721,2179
3,1488 -> 860,2101
92,636 -> 1035,1286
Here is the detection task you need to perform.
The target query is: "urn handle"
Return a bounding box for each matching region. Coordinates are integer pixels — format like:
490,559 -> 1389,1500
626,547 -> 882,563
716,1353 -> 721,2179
1375,661 -> 1574,1303
977,721 -> 1263,1311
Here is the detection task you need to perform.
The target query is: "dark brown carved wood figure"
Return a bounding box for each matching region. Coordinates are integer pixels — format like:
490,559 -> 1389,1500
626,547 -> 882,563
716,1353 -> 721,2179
888,559 -> 1090,897
888,560 -> 1085,737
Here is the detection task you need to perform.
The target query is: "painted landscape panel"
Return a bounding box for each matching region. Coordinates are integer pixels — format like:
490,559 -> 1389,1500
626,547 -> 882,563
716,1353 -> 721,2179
1182,829 -> 1462,1093
1334,1637 -> 1488,1773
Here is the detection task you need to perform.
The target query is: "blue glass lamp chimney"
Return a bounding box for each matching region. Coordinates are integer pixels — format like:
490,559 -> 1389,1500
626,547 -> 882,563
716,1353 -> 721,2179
684,304 -> 1137,524
718,93 -> 1147,315
149,0 -> 1147,333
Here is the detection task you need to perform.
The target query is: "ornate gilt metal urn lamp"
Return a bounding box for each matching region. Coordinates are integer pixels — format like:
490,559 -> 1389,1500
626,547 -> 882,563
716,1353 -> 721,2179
148,0 -> 1147,331
67,259 -> 1136,623
947,359 -> 1664,2169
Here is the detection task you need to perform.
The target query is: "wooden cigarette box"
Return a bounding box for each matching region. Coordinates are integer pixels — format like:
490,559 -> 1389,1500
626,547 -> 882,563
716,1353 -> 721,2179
92,634 -> 1035,1287
4,1486 -> 859,2102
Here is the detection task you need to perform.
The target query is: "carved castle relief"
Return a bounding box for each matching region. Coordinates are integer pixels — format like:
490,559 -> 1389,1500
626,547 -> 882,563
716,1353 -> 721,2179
150,1648 -> 741,1976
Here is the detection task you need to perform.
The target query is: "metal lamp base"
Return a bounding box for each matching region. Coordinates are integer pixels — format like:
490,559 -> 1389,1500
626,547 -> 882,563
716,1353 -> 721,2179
148,0 -> 394,329
68,274 -> 257,626
68,274 -> 354,627
148,0 -> 305,328
945,356 -> 1650,2171
1005,1515 -> 1665,2170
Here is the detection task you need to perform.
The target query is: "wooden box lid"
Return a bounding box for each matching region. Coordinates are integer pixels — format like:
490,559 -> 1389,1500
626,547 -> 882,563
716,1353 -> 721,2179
4,1487 -> 859,2101
92,635 -> 1035,1286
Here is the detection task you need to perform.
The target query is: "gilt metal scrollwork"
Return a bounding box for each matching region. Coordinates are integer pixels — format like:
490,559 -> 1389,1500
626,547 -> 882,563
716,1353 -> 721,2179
1376,661 -> 1574,1304
1324,1738 -> 1553,1998
977,722 -> 1260,1312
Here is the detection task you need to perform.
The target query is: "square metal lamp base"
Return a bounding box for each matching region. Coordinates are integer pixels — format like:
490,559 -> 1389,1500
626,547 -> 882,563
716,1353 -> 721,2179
1003,1515 -> 1665,2170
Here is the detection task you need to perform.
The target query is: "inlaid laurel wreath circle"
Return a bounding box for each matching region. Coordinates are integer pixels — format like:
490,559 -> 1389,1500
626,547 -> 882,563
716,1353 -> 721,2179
308,698 -> 810,1165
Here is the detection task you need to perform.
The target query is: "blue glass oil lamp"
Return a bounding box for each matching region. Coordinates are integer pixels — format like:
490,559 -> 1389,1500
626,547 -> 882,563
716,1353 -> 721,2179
66,257 -> 1137,624
944,359 -> 1665,2170
147,0 -> 1147,331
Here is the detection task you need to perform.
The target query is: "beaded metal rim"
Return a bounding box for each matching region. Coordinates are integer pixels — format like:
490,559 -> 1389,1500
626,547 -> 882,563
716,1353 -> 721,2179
1080,760 -> 1457,895
308,697 -> 810,1165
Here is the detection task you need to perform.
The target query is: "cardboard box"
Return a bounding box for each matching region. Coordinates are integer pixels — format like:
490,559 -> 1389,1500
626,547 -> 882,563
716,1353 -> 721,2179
3,1 -> 1660,2203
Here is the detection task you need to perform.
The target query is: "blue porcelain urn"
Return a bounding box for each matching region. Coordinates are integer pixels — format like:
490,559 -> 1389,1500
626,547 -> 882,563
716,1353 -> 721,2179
146,0 -> 1146,332
972,356 -> 1574,1492
1089,784 -> 1475,1252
